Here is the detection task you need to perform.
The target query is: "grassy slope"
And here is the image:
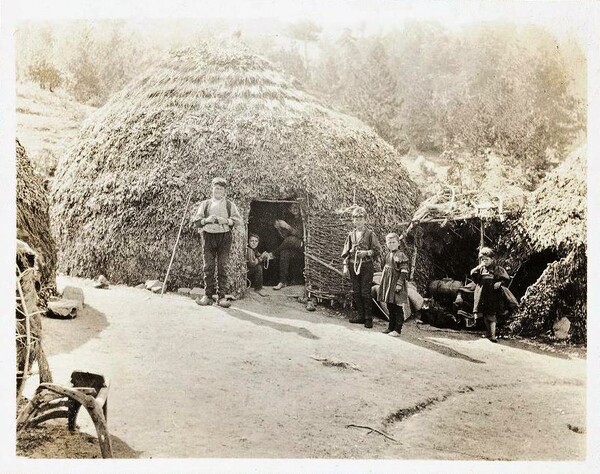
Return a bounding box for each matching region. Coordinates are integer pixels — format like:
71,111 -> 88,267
16,81 -> 96,176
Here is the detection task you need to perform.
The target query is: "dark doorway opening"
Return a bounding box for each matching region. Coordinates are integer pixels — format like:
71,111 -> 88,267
509,249 -> 560,300
419,219 -> 505,283
248,200 -> 305,287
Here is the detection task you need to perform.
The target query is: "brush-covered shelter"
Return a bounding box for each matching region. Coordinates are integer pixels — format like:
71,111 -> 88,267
503,145 -> 587,343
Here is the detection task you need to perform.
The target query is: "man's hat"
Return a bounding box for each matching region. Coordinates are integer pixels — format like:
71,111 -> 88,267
211,177 -> 227,187
351,206 -> 367,218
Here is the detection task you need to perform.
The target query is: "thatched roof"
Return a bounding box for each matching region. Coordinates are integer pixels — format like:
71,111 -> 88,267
51,43 -> 420,291
17,139 -> 57,288
517,144 -> 586,254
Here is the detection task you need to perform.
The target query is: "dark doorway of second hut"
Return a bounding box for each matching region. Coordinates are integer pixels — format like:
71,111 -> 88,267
419,219 -> 492,283
509,249 -> 560,300
247,200 -> 305,287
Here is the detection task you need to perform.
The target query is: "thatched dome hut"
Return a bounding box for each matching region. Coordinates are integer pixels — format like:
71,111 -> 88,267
502,145 -> 586,343
17,139 -> 57,289
51,43 -> 420,298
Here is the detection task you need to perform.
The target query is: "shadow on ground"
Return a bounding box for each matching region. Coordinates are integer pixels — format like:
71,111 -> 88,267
402,336 -> 485,364
219,289 -> 584,361
42,305 -> 109,356
224,307 -> 320,340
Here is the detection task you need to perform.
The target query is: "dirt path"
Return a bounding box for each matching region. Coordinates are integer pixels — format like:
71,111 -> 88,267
29,276 -> 586,460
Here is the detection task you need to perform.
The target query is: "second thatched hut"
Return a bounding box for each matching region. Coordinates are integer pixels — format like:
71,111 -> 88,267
501,145 -> 587,343
51,43 -> 420,300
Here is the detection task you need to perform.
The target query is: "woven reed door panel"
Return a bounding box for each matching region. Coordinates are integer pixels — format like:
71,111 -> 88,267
305,213 -> 353,301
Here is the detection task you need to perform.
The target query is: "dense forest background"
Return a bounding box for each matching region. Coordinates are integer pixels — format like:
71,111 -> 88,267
16,19 -> 586,190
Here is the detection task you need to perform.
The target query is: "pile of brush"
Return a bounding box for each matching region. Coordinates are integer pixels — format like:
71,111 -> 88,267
501,145 -> 587,344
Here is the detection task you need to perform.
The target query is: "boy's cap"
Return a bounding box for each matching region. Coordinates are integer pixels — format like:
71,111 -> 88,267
478,247 -> 495,258
212,177 -> 227,187
352,206 -> 367,217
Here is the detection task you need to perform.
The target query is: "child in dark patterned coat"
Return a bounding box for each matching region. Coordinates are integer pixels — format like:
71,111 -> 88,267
376,233 -> 409,337
470,246 -> 510,343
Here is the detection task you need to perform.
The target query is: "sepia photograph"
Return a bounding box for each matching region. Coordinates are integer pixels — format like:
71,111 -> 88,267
2,0 -> 598,472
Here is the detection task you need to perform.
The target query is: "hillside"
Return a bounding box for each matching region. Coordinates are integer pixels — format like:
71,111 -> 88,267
16,81 -> 96,177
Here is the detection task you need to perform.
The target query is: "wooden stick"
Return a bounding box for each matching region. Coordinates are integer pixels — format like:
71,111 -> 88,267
410,242 -> 418,281
371,298 -> 390,321
15,266 -> 31,403
480,217 -> 485,247
162,190 -> 194,296
37,346 -> 53,384
346,424 -> 398,443
305,251 -> 344,277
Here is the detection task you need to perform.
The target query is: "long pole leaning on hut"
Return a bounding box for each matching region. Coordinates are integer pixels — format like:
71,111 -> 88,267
479,218 -> 485,248
161,190 -> 194,296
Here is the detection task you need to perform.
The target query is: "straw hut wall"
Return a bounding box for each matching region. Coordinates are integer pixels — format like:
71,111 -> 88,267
17,139 -> 57,290
51,44 -> 420,298
500,145 -> 587,343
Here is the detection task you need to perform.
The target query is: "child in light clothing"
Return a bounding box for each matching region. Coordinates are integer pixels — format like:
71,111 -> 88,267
376,233 -> 409,337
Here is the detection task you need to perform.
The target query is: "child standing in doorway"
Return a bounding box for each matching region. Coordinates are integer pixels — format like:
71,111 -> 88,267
341,207 -> 381,328
246,234 -> 270,297
376,233 -> 409,337
470,246 -> 510,343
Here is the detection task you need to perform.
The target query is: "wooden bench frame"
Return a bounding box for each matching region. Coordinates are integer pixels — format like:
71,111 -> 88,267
17,370 -> 113,458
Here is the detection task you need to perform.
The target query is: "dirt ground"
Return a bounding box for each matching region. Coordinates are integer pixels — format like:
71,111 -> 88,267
17,276 -> 587,461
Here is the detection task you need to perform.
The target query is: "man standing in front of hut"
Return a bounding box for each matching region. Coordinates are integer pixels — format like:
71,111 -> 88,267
192,177 -> 242,308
